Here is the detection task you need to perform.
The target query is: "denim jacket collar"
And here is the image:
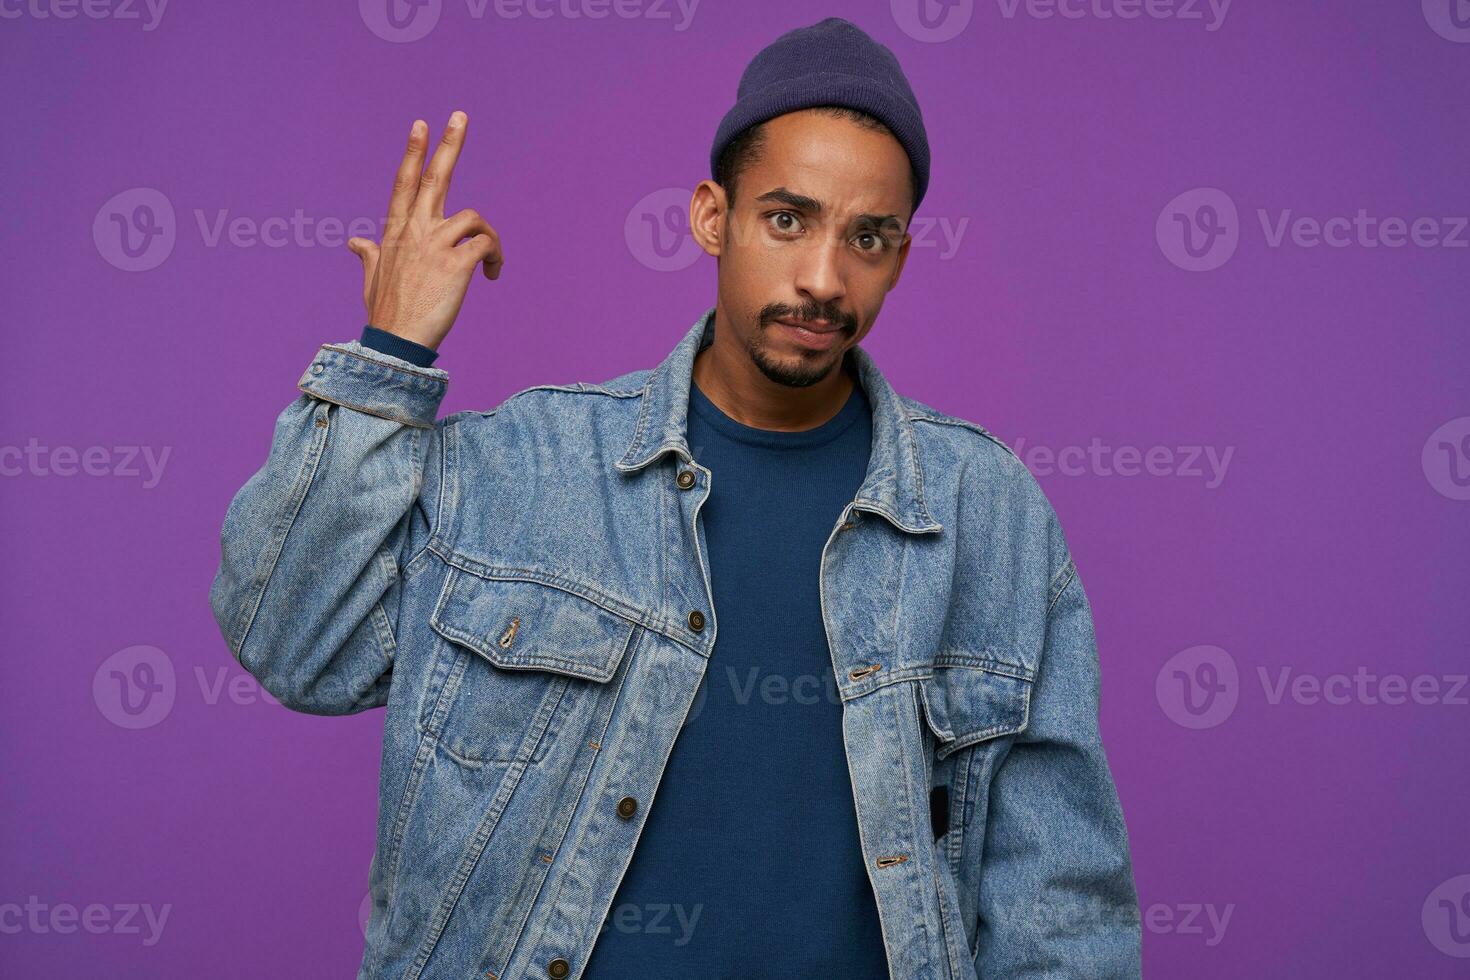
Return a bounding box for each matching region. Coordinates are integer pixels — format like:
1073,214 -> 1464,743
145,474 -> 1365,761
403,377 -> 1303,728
615,307 -> 943,535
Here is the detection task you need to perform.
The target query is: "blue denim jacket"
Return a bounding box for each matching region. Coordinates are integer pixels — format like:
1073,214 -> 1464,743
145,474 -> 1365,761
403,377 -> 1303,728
210,307 -> 1141,979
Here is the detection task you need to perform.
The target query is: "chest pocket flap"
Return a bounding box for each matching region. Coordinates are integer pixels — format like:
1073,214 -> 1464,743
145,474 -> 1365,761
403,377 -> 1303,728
919,663 -> 1033,760
430,565 -> 637,683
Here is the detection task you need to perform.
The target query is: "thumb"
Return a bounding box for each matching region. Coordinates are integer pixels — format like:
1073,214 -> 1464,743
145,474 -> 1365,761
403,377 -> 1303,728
347,238 -> 380,317
347,236 -> 379,268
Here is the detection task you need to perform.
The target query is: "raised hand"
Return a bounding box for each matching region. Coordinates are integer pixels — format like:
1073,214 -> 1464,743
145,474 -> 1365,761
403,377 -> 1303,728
347,111 -> 503,350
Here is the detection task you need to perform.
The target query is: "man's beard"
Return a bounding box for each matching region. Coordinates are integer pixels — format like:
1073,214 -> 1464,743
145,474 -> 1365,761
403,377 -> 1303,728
747,304 -> 853,389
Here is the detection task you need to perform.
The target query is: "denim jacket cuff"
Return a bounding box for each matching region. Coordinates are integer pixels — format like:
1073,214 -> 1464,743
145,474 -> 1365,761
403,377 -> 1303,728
296,340 -> 449,429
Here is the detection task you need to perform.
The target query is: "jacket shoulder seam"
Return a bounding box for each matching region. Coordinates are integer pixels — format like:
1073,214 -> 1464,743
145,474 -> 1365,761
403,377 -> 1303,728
909,412 -> 1020,462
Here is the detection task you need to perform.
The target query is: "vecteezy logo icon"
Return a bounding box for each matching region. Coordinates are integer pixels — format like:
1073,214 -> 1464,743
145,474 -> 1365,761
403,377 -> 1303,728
891,0 -> 974,43
93,188 -> 176,272
1423,874 -> 1470,958
1423,0 -> 1470,43
360,0 -> 441,42
93,644 -> 176,729
625,188 -> 703,272
1156,188 -> 1240,272
1156,645 -> 1238,729
1423,417 -> 1470,501
359,891 -> 375,938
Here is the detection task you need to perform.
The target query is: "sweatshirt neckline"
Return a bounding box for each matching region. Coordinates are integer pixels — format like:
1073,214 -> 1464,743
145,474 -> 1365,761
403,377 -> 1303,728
688,374 -> 869,451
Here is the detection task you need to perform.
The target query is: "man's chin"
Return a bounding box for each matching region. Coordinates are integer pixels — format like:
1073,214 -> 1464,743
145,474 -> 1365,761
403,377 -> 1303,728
750,344 -> 842,389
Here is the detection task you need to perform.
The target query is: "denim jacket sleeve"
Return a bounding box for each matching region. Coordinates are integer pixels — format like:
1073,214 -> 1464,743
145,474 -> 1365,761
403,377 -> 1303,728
208,340 -> 450,716
973,553 -> 1143,978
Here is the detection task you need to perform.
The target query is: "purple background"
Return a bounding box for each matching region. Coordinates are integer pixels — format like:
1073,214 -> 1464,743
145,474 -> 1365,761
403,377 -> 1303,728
4,1 -> 1468,976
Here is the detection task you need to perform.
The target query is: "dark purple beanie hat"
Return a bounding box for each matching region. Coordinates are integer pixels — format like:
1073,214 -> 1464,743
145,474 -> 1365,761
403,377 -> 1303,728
710,16 -> 931,211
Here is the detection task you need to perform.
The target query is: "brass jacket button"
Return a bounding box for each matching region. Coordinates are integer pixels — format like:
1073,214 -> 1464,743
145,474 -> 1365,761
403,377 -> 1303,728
687,610 -> 705,632
676,469 -> 696,489
547,958 -> 570,978
616,795 -> 638,819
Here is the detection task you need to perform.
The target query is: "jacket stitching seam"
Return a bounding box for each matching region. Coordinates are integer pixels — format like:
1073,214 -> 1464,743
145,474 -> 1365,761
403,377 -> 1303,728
227,398 -> 331,660
295,385 -> 436,429
1047,555 -> 1078,614
319,343 -> 448,384
911,414 -> 1021,461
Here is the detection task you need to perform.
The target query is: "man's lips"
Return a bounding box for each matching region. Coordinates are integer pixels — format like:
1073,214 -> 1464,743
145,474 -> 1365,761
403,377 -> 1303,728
775,318 -> 844,334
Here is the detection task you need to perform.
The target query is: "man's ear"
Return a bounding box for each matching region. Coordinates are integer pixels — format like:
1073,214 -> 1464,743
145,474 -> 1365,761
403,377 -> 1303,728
689,180 -> 727,258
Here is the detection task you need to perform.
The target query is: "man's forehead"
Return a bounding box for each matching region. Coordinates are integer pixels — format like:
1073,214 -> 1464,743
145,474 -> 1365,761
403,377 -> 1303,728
747,114 -> 912,215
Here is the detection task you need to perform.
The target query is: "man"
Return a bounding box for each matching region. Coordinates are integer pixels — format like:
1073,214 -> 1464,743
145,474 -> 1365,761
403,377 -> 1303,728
210,16 -> 1141,979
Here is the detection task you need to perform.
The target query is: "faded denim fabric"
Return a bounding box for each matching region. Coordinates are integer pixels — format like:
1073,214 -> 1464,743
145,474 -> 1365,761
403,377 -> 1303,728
209,307 -> 1142,979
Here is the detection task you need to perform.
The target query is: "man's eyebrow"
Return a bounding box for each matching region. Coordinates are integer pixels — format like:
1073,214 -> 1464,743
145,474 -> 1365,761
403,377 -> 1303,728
754,187 -> 905,232
755,187 -> 824,213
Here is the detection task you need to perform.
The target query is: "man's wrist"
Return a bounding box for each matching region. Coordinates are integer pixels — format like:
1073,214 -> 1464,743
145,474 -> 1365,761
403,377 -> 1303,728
360,325 -> 440,367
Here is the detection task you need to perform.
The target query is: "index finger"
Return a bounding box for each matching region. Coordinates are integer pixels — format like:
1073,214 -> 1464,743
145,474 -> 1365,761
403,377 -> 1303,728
387,119 -> 428,227
415,110 -> 467,221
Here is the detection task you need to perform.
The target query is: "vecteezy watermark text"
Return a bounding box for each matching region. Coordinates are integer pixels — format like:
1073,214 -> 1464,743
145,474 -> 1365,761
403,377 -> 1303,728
624,187 -> 971,273
0,897 -> 171,946
359,0 -> 701,43
599,902 -> 703,946
891,0 -> 1232,43
1009,436 -> 1234,489
94,187 -> 400,272
1157,645 -> 1469,729
0,439 -> 170,488
0,0 -> 168,30
1157,188 -> 1468,272
994,0 -> 1230,30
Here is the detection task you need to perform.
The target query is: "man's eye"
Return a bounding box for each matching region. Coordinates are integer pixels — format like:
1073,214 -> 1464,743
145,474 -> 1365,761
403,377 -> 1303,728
855,233 -> 888,253
768,211 -> 802,233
